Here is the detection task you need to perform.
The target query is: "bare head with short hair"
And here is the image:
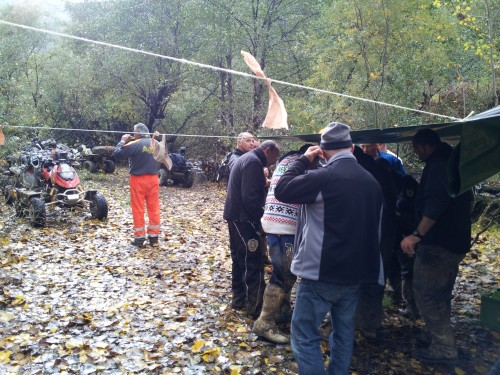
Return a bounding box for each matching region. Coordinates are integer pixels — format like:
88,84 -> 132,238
412,129 -> 441,161
133,123 -> 150,138
412,129 -> 441,147
236,132 -> 257,153
259,140 -> 280,167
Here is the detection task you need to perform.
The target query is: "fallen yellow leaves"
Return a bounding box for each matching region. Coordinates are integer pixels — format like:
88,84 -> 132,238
0,350 -> 11,364
65,338 -> 85,349
229,365 -> 242,374
0,312 -> 15,322
7,333 -> 34,346
191,340 -> 204,352
190,340 -> 221,363
0,174 -> 497,373
0,236 -> 10,246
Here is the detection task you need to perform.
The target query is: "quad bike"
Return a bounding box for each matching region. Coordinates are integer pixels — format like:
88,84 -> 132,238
158,147 -> 195,188
77,145 -> 116,173
2,139 -> 108,227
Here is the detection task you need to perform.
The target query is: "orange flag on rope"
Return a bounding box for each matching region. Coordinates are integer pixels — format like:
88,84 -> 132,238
241,51 -> 288,130
0,128 -> 4,145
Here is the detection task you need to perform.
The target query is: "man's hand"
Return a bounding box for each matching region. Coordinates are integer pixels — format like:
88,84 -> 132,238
400,235 -> 421,257
121,134 -> 133,143
303,146 -> 323,169
153,131 -> 160,138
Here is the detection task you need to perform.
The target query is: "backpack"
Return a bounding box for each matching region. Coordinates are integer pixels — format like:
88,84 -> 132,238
216,152 -> 233,182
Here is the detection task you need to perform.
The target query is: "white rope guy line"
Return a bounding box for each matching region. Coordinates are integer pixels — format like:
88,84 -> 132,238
0,124 -> 237,139
0,20 -> 463,122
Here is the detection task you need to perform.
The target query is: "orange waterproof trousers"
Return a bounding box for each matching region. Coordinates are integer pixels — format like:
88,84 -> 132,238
130,174 -> 160,238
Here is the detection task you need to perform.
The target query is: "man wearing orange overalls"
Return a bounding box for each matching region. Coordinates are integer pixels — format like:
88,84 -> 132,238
114,123 -> 161,247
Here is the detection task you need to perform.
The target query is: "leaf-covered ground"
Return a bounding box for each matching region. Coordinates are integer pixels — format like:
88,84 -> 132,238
0,167 -> 498,374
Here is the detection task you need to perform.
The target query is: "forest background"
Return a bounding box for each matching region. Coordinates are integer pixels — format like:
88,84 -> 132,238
0,0 -> 499,161
0,1 -> 499,373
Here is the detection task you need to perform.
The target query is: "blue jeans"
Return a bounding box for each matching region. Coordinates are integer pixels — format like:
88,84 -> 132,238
291,279 -> 360,375
268,234 -> 297,293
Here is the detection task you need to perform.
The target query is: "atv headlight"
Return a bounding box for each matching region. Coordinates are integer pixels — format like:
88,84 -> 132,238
59,171 -> 75,180
58,164 -> 76,181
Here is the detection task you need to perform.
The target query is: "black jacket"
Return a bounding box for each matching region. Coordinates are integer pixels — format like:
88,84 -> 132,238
223,148 -> 267,222
275,152 -> 384,285
416,142 -> 473,254
226,148 -> 245,175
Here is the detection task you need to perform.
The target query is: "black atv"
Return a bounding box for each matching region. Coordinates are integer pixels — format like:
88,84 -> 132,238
158,147 -> 195,188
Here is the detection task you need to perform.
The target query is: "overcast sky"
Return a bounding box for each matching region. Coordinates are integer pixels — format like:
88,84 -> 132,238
0,0 -> 78,24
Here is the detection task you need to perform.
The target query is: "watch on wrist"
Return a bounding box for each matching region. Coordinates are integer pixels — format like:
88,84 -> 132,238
412,230 -> 424,239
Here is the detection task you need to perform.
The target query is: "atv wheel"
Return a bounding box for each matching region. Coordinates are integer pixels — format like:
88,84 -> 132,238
2,185 -> 16,205
15,200 -> 27,217
83,160 -> 98,173
183,171 -> 195,188
28,197 -> 46,227
158,169 -> 170,187
90,193 -> 108,220
103,160 -> 116,174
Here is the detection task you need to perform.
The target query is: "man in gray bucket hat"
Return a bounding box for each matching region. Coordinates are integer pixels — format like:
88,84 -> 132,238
275,122 -> 384,374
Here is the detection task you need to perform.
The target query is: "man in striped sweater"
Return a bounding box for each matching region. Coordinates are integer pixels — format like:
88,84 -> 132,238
253,144 -> 312,344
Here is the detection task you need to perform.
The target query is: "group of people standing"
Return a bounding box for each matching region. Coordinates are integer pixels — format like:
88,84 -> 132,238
114,121 -> 472,374
223,123 -> 472,374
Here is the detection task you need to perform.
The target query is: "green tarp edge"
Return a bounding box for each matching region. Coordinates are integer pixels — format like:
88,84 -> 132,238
272,106 -> 500,196
448,115 -> 500,196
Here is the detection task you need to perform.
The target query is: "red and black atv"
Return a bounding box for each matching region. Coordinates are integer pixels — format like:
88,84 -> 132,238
2,139 -> 108,227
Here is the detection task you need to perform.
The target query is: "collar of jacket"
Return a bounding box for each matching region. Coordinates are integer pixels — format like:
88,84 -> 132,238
252,147 -> 267,166
326,150 -> 356,165
233,148 -> 245,156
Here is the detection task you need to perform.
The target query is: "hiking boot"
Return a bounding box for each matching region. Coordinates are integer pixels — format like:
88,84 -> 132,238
413,347 -> 457,363
131,237 -> 146,247
148,236 -> 159,247
275,299 -> 293,325
253,319 -> 290,344
253,285 -> 289,344
231,298 -> 245,311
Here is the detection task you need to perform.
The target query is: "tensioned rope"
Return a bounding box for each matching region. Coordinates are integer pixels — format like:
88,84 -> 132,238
0,20 -> 462,122
0,124 -> 237,139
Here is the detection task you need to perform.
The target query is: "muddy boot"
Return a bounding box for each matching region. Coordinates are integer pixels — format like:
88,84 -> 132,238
400,279 -> 419,319
252,284 -> 289,344
275,291 -> 292,325
414,332 -> 458,363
